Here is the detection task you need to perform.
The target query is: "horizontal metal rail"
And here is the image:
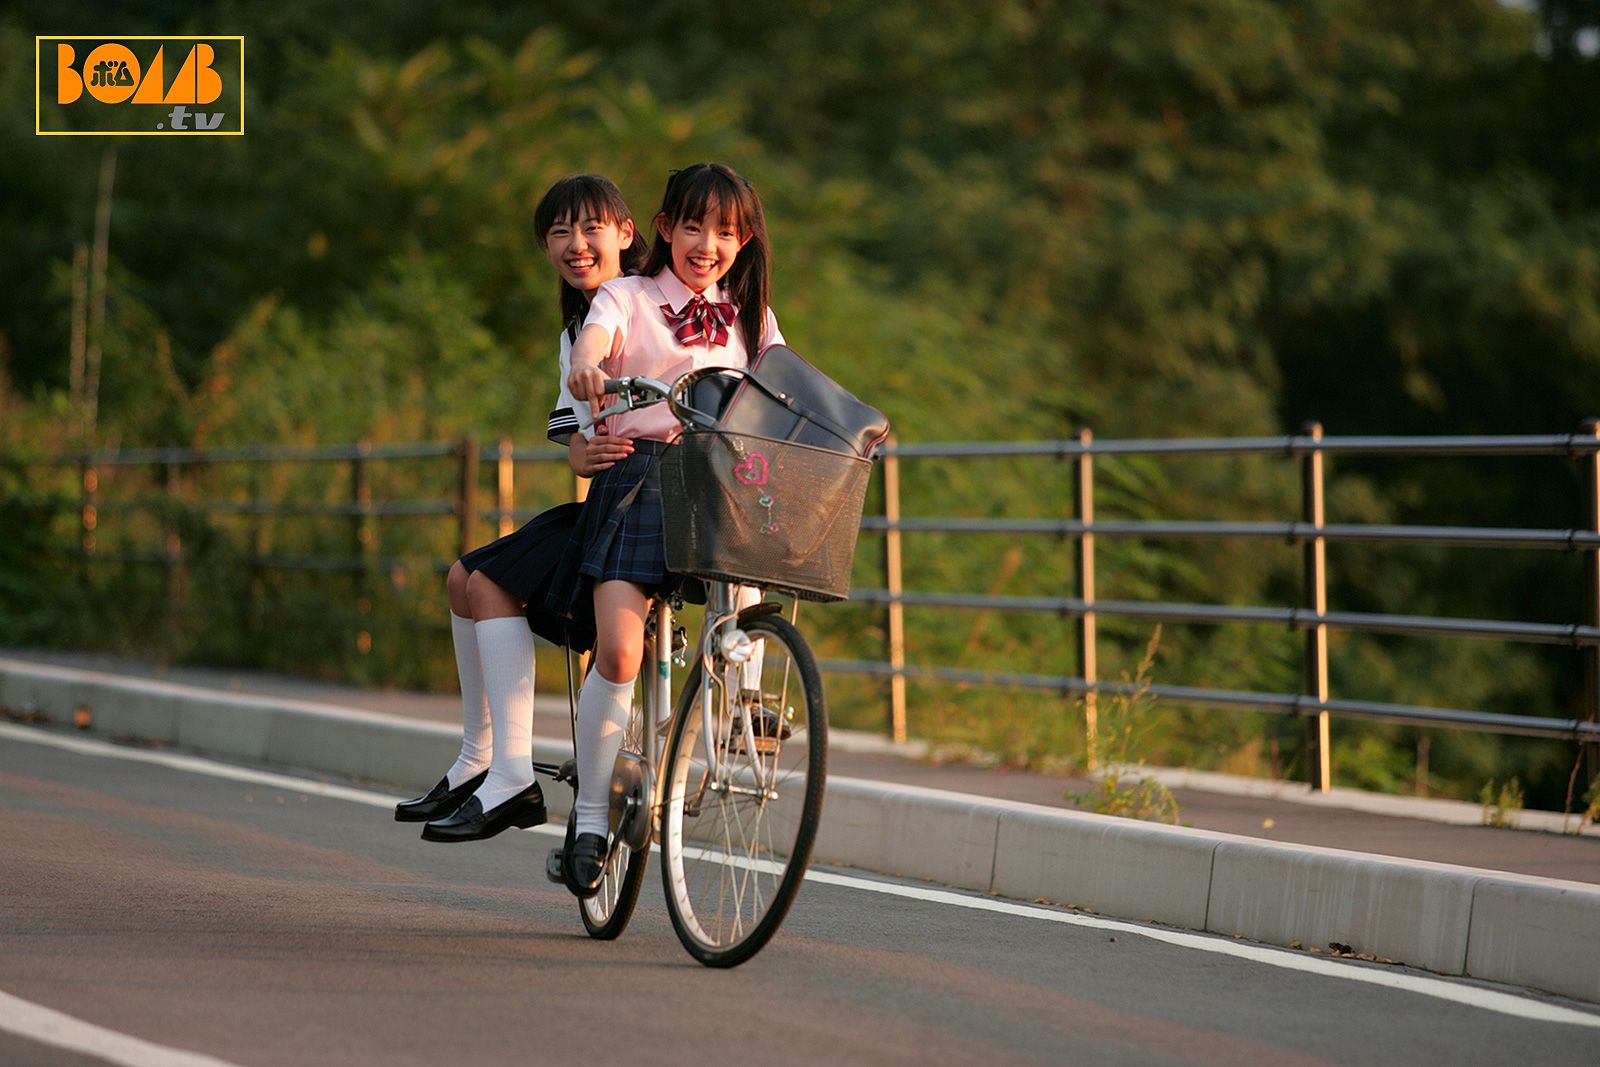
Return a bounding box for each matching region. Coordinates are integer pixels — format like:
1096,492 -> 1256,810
843,589 -> 1600,648
90,498 -> 460,519
31,442 -> 572,467
33,432 -> 1600,469
74,549 -> 449,574
818,659 -> 1600,743
859,516 -> 1600,550
64,494 -> 1600,550
883,432 -> 1600,460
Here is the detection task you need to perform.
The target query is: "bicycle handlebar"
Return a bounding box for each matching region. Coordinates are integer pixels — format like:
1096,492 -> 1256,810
572,376 -> 674,433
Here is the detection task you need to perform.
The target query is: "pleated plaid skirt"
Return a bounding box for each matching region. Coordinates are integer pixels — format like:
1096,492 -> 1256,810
543,442 -> 680,639
459,501 -> 591,651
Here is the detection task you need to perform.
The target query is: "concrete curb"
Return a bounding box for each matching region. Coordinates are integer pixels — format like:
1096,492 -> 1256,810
4,656 -> 1598,1003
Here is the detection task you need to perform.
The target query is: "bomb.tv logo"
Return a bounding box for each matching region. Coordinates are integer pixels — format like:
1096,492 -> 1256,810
37,36 -> 245,136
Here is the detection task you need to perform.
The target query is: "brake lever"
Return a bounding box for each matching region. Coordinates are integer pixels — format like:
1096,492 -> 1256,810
574,378 -> 636,433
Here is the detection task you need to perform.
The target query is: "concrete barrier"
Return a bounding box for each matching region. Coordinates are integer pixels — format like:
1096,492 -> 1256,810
3,655 -> 1598,1003
1465,875 -> 1600,1002
817,779 -> 1002,888
1205,839 -> 1478,975
992,805 -> 1225,930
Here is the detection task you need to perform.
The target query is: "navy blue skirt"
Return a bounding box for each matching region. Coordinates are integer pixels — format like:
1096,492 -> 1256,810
460,502 -> 595,652
544,446 -> 683,630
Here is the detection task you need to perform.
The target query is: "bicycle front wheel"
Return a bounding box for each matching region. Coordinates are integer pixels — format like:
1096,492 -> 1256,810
659,610 -> 826,967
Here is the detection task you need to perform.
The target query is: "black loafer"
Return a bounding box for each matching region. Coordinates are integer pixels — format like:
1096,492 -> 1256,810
420,782 -> 547,843
394,770 -> 488,822
569,832 -> 608,898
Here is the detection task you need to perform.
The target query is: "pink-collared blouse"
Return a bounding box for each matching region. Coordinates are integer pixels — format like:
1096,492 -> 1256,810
578,268 -> 783,443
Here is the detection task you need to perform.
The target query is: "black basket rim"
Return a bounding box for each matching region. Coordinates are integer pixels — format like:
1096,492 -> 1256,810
675,427 -> 874,466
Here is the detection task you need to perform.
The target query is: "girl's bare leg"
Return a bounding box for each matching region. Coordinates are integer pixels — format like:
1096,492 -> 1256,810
465,568 -> 524,620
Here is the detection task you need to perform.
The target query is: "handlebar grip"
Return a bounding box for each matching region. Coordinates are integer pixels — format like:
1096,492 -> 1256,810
574,375 -> 672,432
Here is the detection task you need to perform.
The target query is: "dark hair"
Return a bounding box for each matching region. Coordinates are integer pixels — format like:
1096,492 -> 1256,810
533,174 -> 646,332
642,163 -> 773,356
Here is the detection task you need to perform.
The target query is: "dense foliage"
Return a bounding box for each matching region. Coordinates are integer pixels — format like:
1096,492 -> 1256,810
4,1 -> 1599,807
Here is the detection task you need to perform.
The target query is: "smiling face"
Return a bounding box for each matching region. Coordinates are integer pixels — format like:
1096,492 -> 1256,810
657,203 -> 746,293
544,210 -> 635,296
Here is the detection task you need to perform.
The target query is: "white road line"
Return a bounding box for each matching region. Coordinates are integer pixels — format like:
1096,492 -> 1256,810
800,871 -> 1600,1030
0,989 -> 248,1067
6,722 -> 1600,1031
0,721 -> 562,834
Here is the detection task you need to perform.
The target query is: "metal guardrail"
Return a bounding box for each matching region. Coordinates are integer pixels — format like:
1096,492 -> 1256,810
17,421 -> 1600,793
864,421 -> 1600,793
816,660 -> 1600,743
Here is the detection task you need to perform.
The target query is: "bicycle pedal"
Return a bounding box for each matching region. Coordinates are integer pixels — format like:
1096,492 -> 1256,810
545,847 -> 567,884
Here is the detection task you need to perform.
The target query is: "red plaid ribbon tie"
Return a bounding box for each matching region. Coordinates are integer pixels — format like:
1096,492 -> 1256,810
661,296 -> 735,347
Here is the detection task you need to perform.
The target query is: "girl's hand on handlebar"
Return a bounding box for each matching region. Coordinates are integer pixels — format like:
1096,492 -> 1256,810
569,428 -> 633,477
568,363 -> 609,427
568,363 -> 608,405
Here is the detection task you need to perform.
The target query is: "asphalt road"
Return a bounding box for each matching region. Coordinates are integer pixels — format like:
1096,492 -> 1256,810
3,724 -> 1598,1067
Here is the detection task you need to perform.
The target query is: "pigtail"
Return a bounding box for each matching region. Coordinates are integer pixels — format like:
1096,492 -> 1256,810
725,176 -> 771,355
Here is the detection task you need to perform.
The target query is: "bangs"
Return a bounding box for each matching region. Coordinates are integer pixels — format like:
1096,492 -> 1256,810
663,169 -> 750,234
534,175 -> 630,241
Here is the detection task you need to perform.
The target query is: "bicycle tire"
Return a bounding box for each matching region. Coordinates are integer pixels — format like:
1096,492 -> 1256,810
659,609 -> 827,967
575,819 -> 648,939
576,675 -> 650,940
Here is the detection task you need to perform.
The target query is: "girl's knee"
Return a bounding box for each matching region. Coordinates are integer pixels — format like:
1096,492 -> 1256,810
591,644 -> 641,686
447,561 -> 471,614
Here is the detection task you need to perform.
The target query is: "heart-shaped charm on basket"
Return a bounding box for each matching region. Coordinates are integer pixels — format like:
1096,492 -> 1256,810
733,451 -> 769,486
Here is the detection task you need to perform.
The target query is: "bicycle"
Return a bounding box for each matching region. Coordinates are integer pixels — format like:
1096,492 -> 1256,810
535,375 -> 829,968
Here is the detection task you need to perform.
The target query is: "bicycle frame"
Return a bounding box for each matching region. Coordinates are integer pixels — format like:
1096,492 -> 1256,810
555,376 -> 780,841
550,373 -> 830,964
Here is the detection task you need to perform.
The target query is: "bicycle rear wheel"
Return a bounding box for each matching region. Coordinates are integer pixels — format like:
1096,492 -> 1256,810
577,674 -> 650,940
659,610 -> 826,967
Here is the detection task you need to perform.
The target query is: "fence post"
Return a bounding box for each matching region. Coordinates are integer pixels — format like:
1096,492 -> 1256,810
1074,428 -> 1098,767
1582,419 -> 1600,787
882,434 -> 907,744
1302,421 -> 1332,793
459,435 -> 480,557
352,440 -> 374,560
164,456 -> 183,627
79,456 -> 97,556
247,450 -> 265,632
352,439 -> 373,656
496,436 -> 515,538
78,456 -> 97,602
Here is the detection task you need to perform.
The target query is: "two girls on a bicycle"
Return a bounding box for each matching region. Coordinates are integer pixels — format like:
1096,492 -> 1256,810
399,163 -> 782,896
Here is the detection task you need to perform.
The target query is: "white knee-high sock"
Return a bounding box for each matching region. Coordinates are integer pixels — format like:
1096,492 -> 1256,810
473,617 -> 537,811
446,613 -> 492,788
573,671 -> 634,838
